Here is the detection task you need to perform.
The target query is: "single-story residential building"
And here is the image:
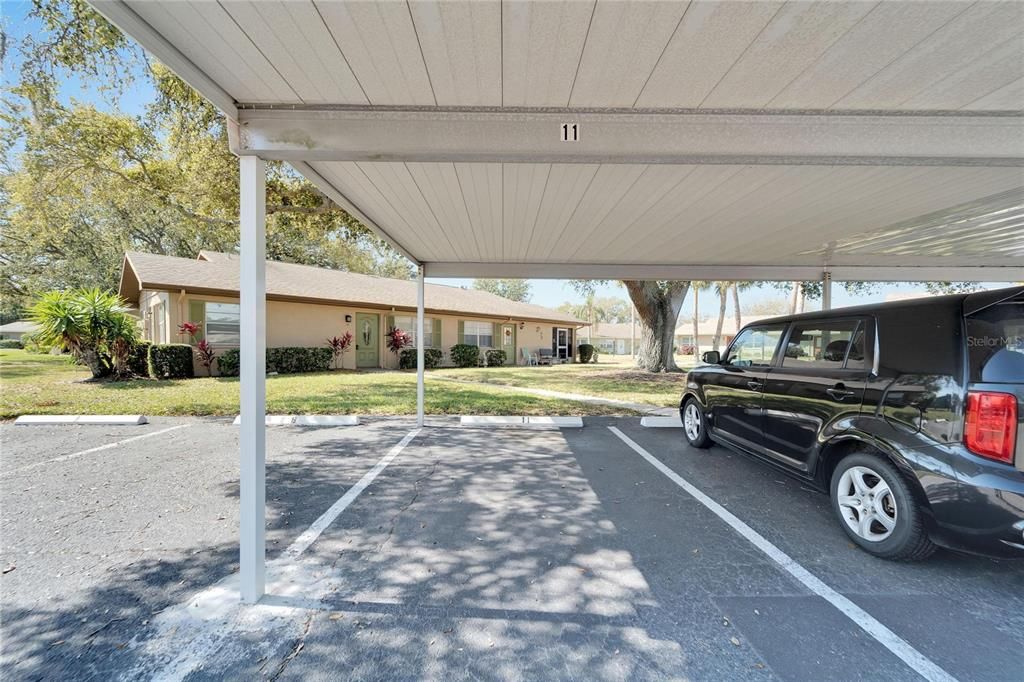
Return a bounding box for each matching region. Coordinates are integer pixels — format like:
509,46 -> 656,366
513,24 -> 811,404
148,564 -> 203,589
585,322 -> 641,355
119,251 -> 585,370
674,316 -> 769,353
0,320 -> 38,341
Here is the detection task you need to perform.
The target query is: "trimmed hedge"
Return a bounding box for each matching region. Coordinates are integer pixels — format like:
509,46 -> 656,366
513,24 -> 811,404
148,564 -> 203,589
577,343 -> 595,363
399,347 -> 443,370
485,349 -> 507,366
267,347 -> 332,374
218,349 -> 240,376
149,344 -> 194,379
0,339 -> 24,349
449,343 -> 479,368
128,341 -> 152,376
216,347 -> 332,376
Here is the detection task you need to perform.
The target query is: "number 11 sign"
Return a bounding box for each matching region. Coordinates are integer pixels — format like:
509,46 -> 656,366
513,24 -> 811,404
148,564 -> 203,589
560,122 -> 579,142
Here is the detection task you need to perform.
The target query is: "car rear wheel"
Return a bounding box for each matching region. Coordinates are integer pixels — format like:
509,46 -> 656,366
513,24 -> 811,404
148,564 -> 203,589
681,398 -> 712,449
830,452 -> 936,561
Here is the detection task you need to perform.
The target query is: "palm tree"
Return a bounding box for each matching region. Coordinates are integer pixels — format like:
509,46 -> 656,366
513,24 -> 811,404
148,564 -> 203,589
690,281 -> 710,358
732,281 -> 753,337
711,282 -> 730,352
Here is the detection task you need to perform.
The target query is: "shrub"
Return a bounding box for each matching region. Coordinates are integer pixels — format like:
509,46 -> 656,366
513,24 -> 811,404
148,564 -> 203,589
267,347 -> 332,374
0,339 -> 23,349
386,327 -> 412,355
128,341 -> 152,377
449,344 -> 479,368
485,349 -> 507,366
326,332 -> 353,369
399,347 -> 443,370
577,343 -> 595,363
28,288 -> 139,378
149,344 -> 195,379
218,348 -> 240,377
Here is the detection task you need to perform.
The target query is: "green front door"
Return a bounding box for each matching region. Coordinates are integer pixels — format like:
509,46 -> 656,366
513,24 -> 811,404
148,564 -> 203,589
500,324 -> 516,365
355,313 -> 379,368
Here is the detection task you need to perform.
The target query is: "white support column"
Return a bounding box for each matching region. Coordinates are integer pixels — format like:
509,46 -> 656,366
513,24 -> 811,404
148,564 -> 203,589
416,265 -> 425,428
821,270 -> 833,311
239,156 -> 267,603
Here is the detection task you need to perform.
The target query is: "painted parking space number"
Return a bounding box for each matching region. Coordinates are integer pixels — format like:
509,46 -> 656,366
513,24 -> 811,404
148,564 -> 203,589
560,122 -> 579,142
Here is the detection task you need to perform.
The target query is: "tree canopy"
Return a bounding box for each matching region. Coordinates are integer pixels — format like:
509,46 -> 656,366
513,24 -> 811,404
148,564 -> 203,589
471,279 -> 532,303
1,0 -> 411,312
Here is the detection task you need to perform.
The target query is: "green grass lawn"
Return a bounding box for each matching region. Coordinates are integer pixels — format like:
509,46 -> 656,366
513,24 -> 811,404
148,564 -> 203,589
432,355 -> 695,408
0,349 -> 638,418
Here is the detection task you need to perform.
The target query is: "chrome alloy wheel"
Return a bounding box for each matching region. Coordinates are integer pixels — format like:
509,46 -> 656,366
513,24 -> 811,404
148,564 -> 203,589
683,403 -> 702,442
836,466 -> 898,542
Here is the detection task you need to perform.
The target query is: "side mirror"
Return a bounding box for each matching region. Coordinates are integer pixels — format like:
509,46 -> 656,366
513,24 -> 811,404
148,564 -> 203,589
702,351 -> 720,365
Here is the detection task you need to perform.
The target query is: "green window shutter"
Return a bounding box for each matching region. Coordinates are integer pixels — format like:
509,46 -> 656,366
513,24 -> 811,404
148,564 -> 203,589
458,320 -> 465,344
386,315 -> 395,332
188,300 -> 205,343
432,318 -> 442,348
489,322 -> 496,347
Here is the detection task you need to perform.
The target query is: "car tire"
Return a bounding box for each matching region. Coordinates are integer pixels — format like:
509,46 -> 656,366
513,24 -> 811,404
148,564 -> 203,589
830,452 -> 936,561
681,398 -> 713,449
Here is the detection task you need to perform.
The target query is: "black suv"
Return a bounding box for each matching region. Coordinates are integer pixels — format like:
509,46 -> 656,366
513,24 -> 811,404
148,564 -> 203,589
680,286 -> 1023,561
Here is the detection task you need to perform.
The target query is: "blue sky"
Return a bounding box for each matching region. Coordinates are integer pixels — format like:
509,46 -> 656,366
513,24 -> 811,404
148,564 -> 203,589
3,1 -> 1006,314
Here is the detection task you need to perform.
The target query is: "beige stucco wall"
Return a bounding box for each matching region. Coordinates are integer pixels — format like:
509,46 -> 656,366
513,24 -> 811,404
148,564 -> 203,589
138,289 -> 581,371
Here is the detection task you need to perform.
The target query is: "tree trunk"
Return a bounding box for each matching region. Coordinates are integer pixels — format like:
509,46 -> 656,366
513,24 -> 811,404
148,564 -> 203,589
732,283 -> 742,336
712,286 -> 727,351
79,347 -> 109,379
789,281 -> 802,314
692,287 -> 700,359
623,281 -> 690,372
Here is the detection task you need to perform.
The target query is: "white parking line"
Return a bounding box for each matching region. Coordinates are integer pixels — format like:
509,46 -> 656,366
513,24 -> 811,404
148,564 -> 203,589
608,426 -> 957,682
283,427 -> 420,559
2,424 -> 189,476
124,427 -> 423,681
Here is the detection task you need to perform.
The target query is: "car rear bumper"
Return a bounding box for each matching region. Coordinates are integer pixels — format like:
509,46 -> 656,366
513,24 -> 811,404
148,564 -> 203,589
930,447 -> 1024,558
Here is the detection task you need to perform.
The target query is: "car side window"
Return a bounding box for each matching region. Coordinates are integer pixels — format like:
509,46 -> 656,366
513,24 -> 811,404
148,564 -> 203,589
782,320 -> 864,369
724,326 -> 784,368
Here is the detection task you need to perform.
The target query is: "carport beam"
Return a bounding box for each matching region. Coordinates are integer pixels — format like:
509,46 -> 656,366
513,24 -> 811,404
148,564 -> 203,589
239,156 -> 267,603
416,265 -> 425,427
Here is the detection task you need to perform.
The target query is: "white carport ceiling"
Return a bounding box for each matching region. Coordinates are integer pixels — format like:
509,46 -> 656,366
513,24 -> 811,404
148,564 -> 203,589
91,0 -> 1024,280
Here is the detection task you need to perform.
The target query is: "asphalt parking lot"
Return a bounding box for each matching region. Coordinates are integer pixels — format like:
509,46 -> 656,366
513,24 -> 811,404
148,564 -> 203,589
1,417 -> 1021,681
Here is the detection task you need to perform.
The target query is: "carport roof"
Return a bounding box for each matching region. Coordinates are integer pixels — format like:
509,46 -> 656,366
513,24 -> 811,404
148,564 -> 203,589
90,0 -> 1024,280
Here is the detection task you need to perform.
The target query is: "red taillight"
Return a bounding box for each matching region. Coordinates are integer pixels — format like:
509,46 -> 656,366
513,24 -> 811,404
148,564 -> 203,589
965,391 -> 1018,464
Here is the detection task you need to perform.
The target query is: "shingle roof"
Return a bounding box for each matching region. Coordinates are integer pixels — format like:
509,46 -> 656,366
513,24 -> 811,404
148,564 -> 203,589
121,251 -> 584,325
0,320 -> 38,334
589,322 -> 641,340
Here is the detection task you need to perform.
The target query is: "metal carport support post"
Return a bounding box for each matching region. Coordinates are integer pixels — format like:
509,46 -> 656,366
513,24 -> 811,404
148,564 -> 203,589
416,265 -> 425,428
822,271 -> 833,311
239,156 -> 267,603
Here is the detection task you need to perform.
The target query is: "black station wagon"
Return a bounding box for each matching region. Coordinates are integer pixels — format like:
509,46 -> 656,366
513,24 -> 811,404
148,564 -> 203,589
680,286 -> 1024,561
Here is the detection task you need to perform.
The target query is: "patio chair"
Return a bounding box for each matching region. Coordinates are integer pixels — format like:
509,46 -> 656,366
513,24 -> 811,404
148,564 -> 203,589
537,348 -> 553,366
521,348 -> 538,366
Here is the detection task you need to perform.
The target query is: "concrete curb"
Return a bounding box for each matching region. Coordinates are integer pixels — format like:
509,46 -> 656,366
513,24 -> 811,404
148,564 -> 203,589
640,416 -> 682,428
231,415 -> 359,426
460,416 -> 583,428
15,415 -> 148,426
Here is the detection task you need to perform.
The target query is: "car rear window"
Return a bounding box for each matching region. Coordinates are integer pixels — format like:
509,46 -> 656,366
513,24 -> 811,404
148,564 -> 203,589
782,320 -> 865,370
967,300 -> 1024,383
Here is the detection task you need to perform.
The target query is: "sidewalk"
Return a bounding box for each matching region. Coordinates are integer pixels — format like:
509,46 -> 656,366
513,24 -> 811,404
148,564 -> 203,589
429,376 -> 676,416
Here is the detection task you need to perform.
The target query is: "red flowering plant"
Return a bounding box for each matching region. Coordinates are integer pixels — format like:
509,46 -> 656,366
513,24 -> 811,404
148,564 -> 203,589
178,321 -> 216,376
385,327 -> 413,355
326,331 -> 353,369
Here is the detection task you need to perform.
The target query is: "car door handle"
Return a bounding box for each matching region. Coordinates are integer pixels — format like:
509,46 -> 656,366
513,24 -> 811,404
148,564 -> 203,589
747,380 -> 763,391
826,386 -> 856,401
